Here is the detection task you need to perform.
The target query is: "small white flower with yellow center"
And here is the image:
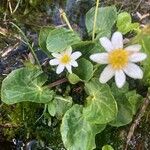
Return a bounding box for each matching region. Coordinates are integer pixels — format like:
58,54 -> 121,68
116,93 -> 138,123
49,47 -> 82,74
90,31 -> 147,88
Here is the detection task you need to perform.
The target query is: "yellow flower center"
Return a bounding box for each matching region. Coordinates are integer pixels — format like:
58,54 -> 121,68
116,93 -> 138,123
108,49 -> 129,70
60,54 -> 71,64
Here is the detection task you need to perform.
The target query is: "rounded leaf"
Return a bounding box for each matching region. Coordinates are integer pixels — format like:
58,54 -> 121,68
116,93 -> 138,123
39,26 -> 54,56
86,6 -> 117,34
73,58 -> 94,82
46,28 -> 81,53
68,73 -> 81,84
109,83 -> 142,127
61,104 -> 105,150
83,78 -> 118,124
1,67 -> 54,104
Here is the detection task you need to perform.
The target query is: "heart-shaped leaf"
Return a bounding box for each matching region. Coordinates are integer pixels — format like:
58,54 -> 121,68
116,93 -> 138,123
1,67 -> 54,104
46,28 -> 81,53
110,83 -> 142,127
86,6 -> 117,36
83,78 -> 118,124
39,26 -> 54,56
61,104 -> 105,150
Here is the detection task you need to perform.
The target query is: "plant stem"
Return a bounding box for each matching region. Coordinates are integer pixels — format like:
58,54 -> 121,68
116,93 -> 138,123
8,0 -> 13,14
92,0 -> 100,41
10,22 -> 42,70
59,9 -> 74,31
93,64 -> 100,73
12,0 -> 21,14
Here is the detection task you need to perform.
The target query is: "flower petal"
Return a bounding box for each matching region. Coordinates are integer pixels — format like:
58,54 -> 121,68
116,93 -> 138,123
125,44 -> 141,52
123,63 -> 143,79
99,37 -> 114,52
71,51 -> 82,60
51,53 -> 61,58
49,59 -> 59,66
99,65 -> 115,83
71,61 -> 78,67
129,52 -> 147,62
111,32 -> 123,49
66,65 -> 72,74
115,70 -> 126,88
56,65 -> 65,74
90,53 -> 108,64
65,46 -> 72,55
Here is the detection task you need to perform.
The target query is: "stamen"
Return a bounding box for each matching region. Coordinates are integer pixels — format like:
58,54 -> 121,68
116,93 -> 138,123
60,54 -> 71,64
108,49 -> 128,69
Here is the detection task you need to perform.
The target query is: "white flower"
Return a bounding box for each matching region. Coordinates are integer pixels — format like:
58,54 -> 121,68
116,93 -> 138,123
90,31 -> 147,88
49,47 -> 82,74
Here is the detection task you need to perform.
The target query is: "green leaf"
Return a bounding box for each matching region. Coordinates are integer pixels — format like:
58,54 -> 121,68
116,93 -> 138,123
61,104 -> 105,150
83,78 -> 118,124
73,41 -> 104,59
73,58 -> 94,82
48,96 -> 73,118
110,83 -> 142,127
132,28 -> 150,85
102,145 -> 114,150
110,101 -> 133,127
141,35 -> 150,85
117,12 -> 139,34
126,90 -> 142,115
86,6 -> 117,35
68,73 -> 81,84
46,28 -> 81,53
48,100 -> 56,117
1,67 -> 54,104
95,30 -> 111,41
39,26 -> 54,56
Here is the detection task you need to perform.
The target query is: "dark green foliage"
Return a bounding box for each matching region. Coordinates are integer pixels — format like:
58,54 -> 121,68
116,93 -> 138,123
0,102 -> 64,148
0,0 -> 150,150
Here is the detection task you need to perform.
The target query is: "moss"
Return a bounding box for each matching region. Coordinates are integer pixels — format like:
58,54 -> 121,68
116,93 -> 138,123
0,102 -> 64,148
95,125 -> 126,149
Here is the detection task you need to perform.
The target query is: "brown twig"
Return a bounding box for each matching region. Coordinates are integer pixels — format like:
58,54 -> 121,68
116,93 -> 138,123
47,78 -> 68,88
125,93 -> 150,150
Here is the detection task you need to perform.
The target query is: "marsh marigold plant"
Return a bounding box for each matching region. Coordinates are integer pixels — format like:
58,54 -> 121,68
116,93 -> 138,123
49,46 -> 82,74
90,32 -> 147,88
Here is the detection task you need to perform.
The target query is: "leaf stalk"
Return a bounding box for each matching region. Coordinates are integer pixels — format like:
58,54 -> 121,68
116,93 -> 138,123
59,9 -> 74,32
10,22 -> 42,70
92,0 -> 100,41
